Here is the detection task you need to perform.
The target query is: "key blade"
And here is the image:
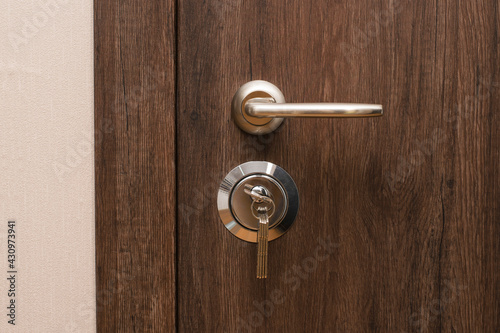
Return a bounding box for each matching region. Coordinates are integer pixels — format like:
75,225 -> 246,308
256,212 -> 269,279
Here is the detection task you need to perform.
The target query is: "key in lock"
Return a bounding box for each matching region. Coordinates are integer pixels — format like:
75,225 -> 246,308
217,161 -> 299,279
244,184 -> 274,279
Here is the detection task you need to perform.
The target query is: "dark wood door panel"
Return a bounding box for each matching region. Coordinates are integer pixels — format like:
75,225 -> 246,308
94,0 -> 176,331
177,0 -> 499,332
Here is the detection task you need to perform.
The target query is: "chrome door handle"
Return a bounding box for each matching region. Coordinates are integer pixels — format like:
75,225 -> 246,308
246,99 -> 382,118
232,80 -> 383,135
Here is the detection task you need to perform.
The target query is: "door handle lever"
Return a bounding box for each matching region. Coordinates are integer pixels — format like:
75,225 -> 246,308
246,98 -> 382,118
232,80 -> 383,135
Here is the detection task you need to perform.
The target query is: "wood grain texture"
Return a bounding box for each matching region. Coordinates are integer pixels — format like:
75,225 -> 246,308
94,0 -> 176,331
177,0 -> 499,332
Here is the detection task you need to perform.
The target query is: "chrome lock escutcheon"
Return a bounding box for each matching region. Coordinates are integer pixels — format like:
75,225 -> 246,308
217,161 -> 299,278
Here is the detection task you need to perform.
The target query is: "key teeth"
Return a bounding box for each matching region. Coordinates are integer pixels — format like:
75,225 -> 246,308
256,213 -> 269,279
246,185 -> 272,279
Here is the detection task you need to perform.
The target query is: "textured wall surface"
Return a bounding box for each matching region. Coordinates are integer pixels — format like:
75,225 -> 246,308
0,0 -> 95,331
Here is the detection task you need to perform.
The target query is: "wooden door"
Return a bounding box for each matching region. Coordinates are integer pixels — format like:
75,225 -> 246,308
95,0 -> 499,331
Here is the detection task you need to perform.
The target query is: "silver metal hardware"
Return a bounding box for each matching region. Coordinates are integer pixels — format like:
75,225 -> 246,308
217,161 -> 299,243
218,162 -> 298,278
232,80 -> 384,134
256,208 -> 270,279
244,184 -> 273,205
244,184 -> 273,278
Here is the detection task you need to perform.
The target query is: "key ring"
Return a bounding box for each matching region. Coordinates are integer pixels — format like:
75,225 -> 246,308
244,184 -> 274,204
251,200 -> 275,220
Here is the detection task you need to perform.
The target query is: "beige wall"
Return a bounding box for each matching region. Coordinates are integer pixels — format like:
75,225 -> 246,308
0,0 -> 95,331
